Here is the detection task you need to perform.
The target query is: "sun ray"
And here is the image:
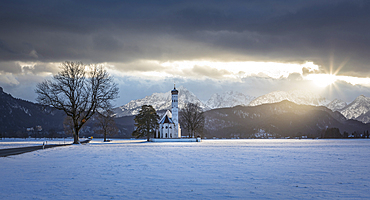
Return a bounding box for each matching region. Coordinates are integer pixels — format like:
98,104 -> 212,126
334,57 -> 350,75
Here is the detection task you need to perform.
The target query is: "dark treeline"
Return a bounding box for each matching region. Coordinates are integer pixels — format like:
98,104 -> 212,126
319,128 -> 369,139
0,128 -> 132,139
2,126 -> 370,140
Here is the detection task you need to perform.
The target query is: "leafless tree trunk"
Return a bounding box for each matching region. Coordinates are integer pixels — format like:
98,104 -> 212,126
36,61 -> 119,144
95,110 -> 118,142
63,116 -> 74,136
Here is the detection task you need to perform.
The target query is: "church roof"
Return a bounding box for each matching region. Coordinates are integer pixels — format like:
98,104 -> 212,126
159,110 -> 174,124
171,85 -> 178,94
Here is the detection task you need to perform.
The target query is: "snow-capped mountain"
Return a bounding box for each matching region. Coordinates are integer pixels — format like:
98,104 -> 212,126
113,86 -> 208,117
339,95 -> 370,123
206,91 -> 255,109
248,90 -> 328,107
326,99 -> 347,111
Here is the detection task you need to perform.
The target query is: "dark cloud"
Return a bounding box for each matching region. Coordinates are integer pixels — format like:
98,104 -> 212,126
1,0 -> 370,104
1,0 -> 368,77
1,1 -> 369,70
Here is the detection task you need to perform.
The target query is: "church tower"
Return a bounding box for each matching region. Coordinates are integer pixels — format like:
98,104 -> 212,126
171,85 -> 181,137
155,85 -> 181,138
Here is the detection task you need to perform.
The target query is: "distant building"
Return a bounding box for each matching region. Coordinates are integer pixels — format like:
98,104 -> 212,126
35,126 -> 42,132
155,86 -> 181,138
26,126 -> 42,132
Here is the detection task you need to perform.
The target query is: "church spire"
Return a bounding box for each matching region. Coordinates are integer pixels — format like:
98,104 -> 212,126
171,83 -> 178,94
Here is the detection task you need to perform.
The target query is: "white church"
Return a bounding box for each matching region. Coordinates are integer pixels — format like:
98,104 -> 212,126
155,86 -> 181,138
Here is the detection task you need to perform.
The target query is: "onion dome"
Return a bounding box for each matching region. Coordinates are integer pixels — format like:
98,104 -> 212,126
171,84 -> 178,95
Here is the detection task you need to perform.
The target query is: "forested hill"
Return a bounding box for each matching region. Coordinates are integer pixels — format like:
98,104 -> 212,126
204,100 -> 370,138
0,87 -> 65,135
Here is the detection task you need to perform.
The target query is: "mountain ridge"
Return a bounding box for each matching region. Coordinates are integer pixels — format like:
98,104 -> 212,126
326,99 -> 348,111
248,90 -> 328,107
204,100 -> 369,138
339,95 -> 370,123
206,91 -> 255,109
113,87 -> 370,125
113,86 -> 208,117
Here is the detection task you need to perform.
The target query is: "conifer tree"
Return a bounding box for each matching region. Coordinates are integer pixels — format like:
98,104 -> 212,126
132,105 -> 159,141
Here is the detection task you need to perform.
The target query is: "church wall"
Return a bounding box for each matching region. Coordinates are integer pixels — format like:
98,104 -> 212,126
158,123 -> 177,138
177,124 -> 181,138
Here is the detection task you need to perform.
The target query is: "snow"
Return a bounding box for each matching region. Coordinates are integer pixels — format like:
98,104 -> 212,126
206,91 -> 255,109
339,95 -> 370,123
150,138 -> 200,142
249,90 -> 328,107
0,138 -> 74,149
1,139 -> 369,199
326,98 -> 347,111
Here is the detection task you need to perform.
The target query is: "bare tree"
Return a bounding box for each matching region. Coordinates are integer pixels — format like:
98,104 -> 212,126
95,110 -> 118,142
36,61 -> 119,144
180,102 -> 205,138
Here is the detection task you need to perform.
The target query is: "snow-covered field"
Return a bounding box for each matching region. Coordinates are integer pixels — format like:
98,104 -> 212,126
0,138 -> 75,149
1,139 -> 369,199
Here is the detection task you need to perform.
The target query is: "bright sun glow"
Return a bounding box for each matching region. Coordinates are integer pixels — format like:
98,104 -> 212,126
306,74 -> 337,87
106,60 -> 321,81
106,60 -> 370,88
160,60 -> 319,79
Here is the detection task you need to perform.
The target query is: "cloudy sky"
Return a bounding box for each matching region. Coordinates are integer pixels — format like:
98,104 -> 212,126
1,0 -> 370,106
